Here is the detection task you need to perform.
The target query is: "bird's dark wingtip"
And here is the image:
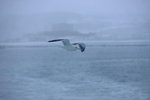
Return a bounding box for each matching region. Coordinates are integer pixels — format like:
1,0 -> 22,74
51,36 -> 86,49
81,49 -> 85,52
48,39 -> 63,42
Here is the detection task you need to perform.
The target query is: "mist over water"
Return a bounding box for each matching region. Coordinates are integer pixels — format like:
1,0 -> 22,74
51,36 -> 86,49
0,0 -> 150,42
0,1 -> 150,100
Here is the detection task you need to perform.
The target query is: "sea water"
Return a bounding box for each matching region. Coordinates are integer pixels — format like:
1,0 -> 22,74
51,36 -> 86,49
0,45 -> 150,100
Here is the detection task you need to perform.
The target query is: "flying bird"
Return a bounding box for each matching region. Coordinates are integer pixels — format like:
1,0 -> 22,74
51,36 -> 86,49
48,39 -> 86,52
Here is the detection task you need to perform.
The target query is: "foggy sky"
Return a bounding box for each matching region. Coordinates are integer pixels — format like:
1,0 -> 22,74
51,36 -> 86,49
0,0 -> 150,42
1,0 -> 150,15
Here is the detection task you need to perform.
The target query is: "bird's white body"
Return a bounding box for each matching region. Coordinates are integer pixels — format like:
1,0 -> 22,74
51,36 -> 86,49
48,39 -> 86,52
61,45 -> 77,51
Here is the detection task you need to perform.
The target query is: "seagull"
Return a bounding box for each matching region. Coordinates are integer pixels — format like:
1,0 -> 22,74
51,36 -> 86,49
48,39 -> 86,52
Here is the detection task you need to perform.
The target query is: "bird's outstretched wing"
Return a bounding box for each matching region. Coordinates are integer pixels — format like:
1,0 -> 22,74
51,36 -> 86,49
72,43 -> 86,52
48,39 -> 71,46
48,39 -> 63,42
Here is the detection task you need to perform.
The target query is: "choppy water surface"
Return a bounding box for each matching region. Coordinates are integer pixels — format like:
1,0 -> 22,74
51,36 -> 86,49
0,46 -> 150,100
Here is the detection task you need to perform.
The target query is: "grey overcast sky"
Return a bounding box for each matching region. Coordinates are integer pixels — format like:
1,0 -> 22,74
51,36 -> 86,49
0,0 -> 150,42
0,0 -> 150,15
